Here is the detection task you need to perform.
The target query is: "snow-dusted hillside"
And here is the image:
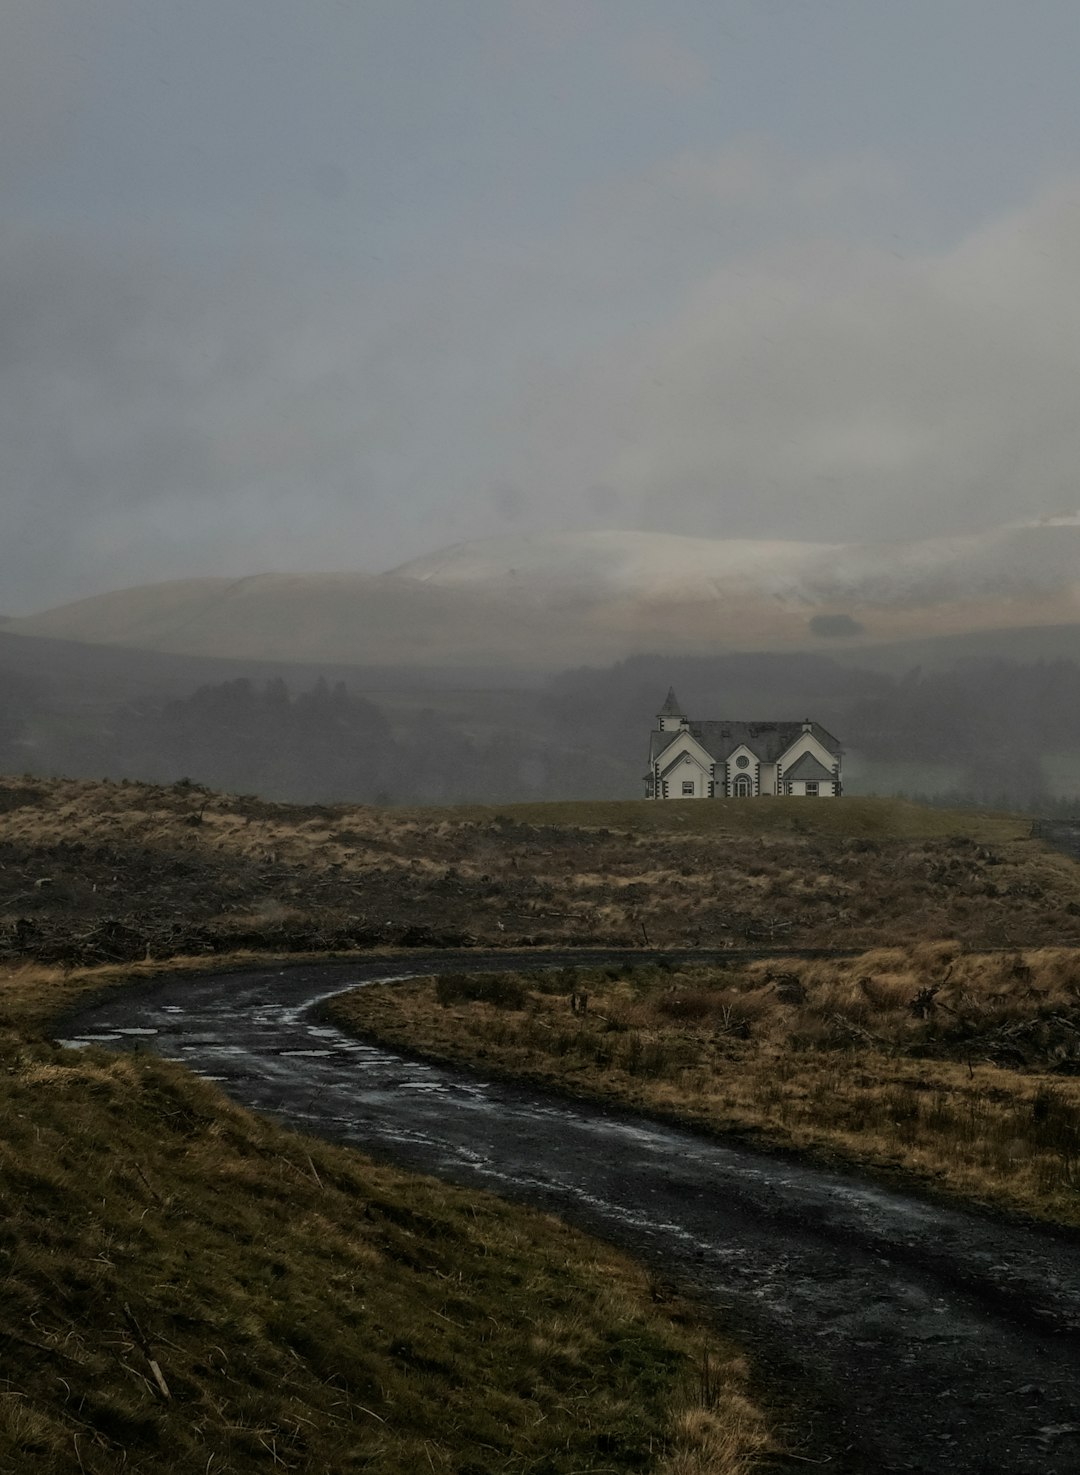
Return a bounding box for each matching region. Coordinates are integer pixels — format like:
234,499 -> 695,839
391,518 -> 1080,610
391,531 -> 844,604
7,517 -> 1080,668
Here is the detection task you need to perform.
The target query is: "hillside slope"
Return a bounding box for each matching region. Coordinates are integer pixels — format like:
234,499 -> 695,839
8,517 -> 1080,668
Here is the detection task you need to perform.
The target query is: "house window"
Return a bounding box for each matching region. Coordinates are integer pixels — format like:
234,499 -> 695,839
735,755 -> 750,769
805,782 -> 819,797
681,780 -> 695,795
733,775 -> 752,797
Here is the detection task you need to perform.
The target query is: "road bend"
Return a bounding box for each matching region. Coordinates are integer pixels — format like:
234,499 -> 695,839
57,952 -> 1080,1475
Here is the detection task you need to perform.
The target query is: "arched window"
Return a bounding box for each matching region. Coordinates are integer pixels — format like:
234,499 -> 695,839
733,774 -> 752,797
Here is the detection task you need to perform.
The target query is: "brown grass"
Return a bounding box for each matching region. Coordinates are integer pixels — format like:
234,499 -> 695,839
1,777 -> 1079,962
328,946 -> 1080,1226
3,774 -> 1079,1464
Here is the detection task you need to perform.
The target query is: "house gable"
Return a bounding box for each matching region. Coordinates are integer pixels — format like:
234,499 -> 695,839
650,729 -> 717,799
723,743 -> 760,795
783,752 -> 833,782
776,730 -> 840,774
654,730 -> 715,775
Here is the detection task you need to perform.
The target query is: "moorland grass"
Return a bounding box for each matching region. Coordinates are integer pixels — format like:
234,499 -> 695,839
328,947 -> 1080,1227
0,960 -> 771,1475
413,795 -> 1030,842
0,778 -> 1074,1471
3,779 -> 1073,961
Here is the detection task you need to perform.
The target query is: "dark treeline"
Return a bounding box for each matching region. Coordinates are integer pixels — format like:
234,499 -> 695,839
845,659 -> 1080,806
59,676 -> 614,806
0,668 -> 40,762
3,652 -> 1080,811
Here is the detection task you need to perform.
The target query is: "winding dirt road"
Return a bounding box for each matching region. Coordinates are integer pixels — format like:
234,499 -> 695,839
58,952 -> 1080,1474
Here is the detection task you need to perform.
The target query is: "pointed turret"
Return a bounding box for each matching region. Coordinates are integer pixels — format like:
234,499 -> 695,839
657,686 -> 688,732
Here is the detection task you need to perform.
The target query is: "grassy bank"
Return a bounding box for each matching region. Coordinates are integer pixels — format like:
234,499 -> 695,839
327,946 -> 1080,1227
0,959 -> 772,1474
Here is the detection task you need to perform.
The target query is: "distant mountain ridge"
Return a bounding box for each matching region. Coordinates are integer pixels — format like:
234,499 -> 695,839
8,518 -> 1080,668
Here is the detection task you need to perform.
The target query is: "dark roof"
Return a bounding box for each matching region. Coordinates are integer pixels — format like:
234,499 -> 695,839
690,720 -> 840,763
659,686 -> 685,717
782,752 -> 834,782
648,719 -> 841,767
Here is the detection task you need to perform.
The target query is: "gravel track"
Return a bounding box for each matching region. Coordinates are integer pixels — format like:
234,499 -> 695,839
58,951 -> 1080,1474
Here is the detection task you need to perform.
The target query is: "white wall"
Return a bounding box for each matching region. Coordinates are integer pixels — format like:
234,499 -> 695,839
660,747 -> 711,798
784,779 -> 837,798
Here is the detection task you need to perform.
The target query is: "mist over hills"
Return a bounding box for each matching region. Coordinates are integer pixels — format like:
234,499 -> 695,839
3,516 -> 1080,811
6,516 -> 1080,670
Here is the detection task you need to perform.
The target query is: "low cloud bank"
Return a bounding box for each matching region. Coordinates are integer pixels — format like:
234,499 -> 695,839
5,165 -> 1080,610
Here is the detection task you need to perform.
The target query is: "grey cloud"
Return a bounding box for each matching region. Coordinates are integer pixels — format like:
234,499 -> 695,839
0,228 -> 484,609
582,182 -> 1080,542
5,163 -> 1080,616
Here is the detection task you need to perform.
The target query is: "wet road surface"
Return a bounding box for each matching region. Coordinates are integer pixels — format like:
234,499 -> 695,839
58,952 -> 1080,1474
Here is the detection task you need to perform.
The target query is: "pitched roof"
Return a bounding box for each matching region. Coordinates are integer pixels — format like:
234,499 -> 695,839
685,720 -> 841,763
782,752 -> 834,782
659,686 -> 685,717
648,717 -> 842,770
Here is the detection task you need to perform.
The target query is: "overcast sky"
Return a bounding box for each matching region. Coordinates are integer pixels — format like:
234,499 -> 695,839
5,0 -> 1080,612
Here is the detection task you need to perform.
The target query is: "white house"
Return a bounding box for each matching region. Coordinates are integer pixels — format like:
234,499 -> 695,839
645,688 -> 842,799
